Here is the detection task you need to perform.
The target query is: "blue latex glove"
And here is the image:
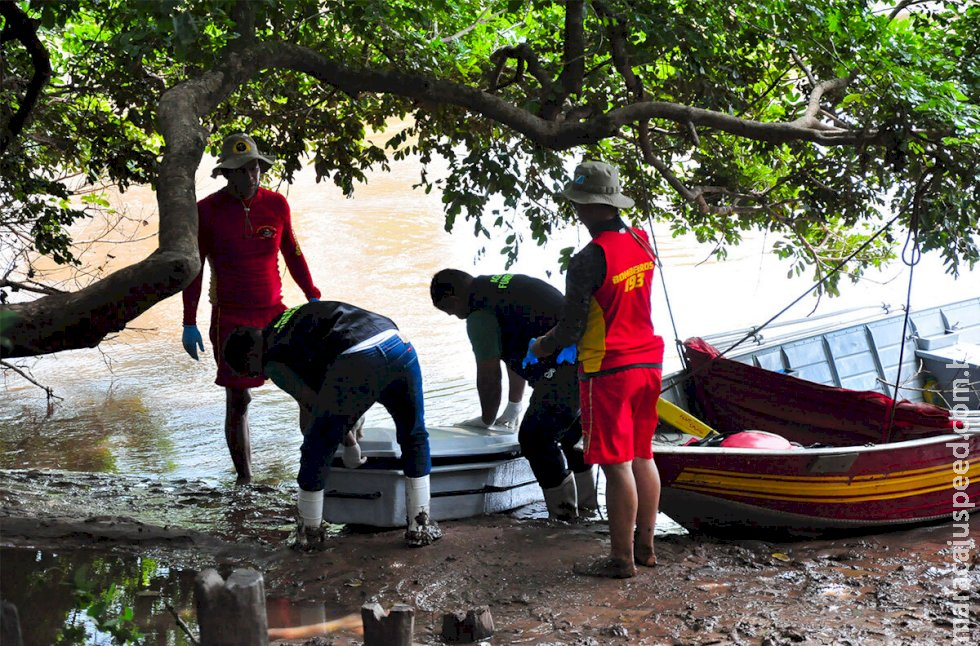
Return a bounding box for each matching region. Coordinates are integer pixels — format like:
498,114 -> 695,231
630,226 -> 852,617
522,337 -> 539,369
182,324 -> 204,360
556,344 -> 577,365
309,297 -> 320,302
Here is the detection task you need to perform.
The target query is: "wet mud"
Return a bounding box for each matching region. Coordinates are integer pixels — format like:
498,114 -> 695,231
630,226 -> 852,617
1,469 -> 978,645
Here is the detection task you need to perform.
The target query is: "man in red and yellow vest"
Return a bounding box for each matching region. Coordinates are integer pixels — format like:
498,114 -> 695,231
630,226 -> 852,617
531,160 -> 664,579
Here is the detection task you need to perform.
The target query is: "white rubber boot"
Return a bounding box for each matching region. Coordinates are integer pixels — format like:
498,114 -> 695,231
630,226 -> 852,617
543,472 -> 578,520
574,467 -> 599,517
293,488 -> 326,551
404,475 -> 443,547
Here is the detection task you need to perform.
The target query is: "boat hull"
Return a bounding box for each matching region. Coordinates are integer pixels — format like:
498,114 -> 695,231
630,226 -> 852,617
654,432 -> 979,534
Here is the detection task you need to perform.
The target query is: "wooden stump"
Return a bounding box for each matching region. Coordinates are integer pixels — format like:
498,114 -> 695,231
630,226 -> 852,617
441,606 -> 494,643
1,600 -> 23,646
195,568 -> 269,646
361,602 -> 414,646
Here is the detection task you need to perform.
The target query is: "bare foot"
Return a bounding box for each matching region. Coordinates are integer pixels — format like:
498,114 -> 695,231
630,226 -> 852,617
634,545 -> 657,567
573,557 -> 636,579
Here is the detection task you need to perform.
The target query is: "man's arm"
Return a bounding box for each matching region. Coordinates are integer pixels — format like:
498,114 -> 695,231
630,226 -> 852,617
457,310 -> 504,427
491,366 -> 526,429
475,358 -> 503,425
278,196 -> 321,300
181,203 -> 210,325
536,245 -> 604,356
180,203 -> 210,359
505,367 -> 526,403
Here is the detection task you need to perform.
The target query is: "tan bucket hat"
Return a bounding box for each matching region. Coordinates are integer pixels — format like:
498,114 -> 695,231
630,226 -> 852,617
211,133 -> 275,178
560,160 -> 634,209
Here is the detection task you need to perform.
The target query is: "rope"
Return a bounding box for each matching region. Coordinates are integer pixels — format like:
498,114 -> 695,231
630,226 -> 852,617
658,208 -> 905,399
642,211 -> 687,370
882,208 -> 922,442
716,209 -> 905,360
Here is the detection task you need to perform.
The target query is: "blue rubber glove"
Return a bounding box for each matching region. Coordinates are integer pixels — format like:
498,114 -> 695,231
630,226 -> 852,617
556,344 -> 577,365
182,324 -> 204,360
309,297 -> 320,302
522,337 -> 539,369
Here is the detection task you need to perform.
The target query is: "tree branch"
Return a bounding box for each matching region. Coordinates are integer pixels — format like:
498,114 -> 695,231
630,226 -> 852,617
0,0 -> 52,154
0,33 -> 273,357
557,0 -> 586,98
887,0 -> 931,21
793,75 -> 853,127
270,41 -> 885,148
0,359 -> 63,403
789,48 -> 817,88
0,279 -> 64,296
0,33 -> 897,357
230,0 -> 257,45
488,43 -> 553,94
439,8 -> 504,43
593,1 -> 643,101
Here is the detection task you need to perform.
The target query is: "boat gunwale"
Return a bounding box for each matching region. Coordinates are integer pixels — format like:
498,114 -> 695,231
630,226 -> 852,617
653,431 -> 976,456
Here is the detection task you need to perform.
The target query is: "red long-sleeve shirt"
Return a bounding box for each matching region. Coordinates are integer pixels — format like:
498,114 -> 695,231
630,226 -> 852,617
182,187 -> 320,325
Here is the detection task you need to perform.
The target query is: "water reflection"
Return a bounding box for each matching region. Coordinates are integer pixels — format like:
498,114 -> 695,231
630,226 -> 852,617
0,547 -> 359,646
0,548 -> 199,645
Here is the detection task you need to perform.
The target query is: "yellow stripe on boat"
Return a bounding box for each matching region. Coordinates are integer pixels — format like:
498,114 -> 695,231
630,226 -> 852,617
672,461 -> 978,503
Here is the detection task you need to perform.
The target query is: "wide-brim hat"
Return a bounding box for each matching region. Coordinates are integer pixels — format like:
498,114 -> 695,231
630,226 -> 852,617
560,160 -> 634,209
211,133 -> 275,178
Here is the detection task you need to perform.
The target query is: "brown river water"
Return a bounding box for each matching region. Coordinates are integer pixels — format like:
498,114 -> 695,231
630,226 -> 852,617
1,146 -> 977,644
2,151 -> 973,483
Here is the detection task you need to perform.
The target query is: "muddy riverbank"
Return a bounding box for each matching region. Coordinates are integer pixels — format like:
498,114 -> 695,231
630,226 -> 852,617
1,469 -> 977,645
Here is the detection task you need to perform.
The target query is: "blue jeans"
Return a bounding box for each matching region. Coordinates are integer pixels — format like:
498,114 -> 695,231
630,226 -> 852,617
298,334 -> 432,491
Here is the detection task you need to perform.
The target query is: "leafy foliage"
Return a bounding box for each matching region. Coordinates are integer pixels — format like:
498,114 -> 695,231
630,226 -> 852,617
1,0 -> 977,302
67,565 -> 145,644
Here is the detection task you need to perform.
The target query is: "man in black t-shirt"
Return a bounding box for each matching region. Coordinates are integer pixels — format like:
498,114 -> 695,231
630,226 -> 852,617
223,301 -> 442,548
430,269 -> 596,520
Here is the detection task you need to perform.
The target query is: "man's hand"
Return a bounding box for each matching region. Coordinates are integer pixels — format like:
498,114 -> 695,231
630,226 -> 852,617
182,325 -> 205,360
556,344 -> 577,365
350,413 -> 365,441
342,442 -> 367,468
521,337 -> 539,369
457,416 -> 491,429
494,400 -> 523,429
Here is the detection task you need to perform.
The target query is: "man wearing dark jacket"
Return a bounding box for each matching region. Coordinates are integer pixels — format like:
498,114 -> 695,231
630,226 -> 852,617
430,270 -> 596,519
223,301 -> 442,548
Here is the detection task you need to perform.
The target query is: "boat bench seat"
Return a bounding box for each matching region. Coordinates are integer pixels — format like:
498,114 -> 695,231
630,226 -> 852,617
914,331 -> 960,351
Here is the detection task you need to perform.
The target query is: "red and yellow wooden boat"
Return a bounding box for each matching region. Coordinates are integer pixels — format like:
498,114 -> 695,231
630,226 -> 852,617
654,298 -> 980,535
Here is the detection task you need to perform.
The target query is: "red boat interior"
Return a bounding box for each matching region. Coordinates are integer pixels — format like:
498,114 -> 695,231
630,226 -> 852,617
682,338 -> 959,447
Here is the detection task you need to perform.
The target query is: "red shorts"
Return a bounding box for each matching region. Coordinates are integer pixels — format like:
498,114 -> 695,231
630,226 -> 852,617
580,366 -> 663,465
210,303 -> 286,389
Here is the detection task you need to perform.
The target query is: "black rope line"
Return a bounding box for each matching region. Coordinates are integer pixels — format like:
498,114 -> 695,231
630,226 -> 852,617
883,198 -> 922,442
659,208 -> 906,398
642,212 -> 687,371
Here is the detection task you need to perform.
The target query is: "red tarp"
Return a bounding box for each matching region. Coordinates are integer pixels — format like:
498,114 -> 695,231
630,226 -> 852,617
683,337 -> 956,445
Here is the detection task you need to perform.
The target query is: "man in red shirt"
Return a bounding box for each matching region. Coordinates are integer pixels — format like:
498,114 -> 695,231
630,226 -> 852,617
531,161 -> 664,578
182,133 -> 321,482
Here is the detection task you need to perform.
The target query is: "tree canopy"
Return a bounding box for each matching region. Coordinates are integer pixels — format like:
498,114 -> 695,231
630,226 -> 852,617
1,0 -> 977,358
